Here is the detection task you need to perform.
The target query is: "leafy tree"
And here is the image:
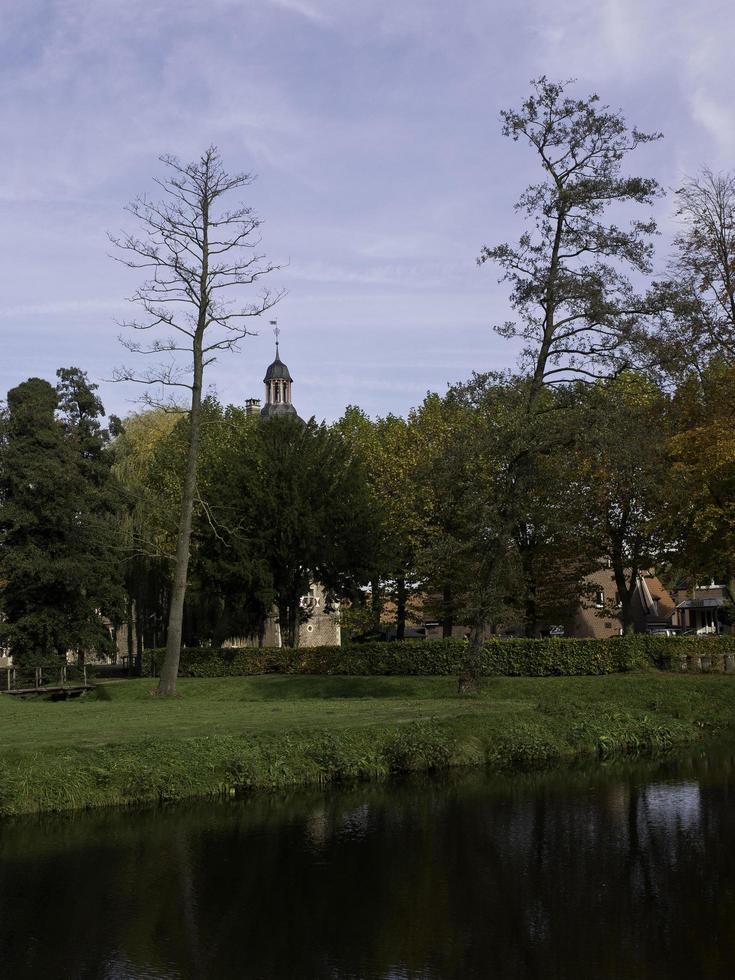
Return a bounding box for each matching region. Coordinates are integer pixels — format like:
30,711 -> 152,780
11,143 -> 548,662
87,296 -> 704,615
574,373 -> 671,633
449,76 -> 665,670
0,373 -> 123,662
479,76 -> 662,399
110,408 -> 180,671
371,414 -> 430,639
336,408 -> 430,640
111,146 -> 281,695
334,407 -> 390,636
197,412 -> 378,647
438,374 -> 593,640
408,391 -> 487,637
666,361 -> 735,591
184,402 -> 275,645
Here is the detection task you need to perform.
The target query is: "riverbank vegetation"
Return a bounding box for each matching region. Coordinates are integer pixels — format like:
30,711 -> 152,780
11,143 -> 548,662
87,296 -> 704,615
3,672 -> 735,815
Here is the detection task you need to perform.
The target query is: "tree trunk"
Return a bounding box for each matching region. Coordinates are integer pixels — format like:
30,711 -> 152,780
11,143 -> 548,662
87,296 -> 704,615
134,597 -> 144,677
290,597 -> 300,648
520,545 -> 538,637
370,577 -> 383,634
620,598 -> 635,635
460,543 -> 508,686
157,348 -> 205,693
279,593 -> 299,648
524,577 -> 537,638
459,619 -> 485,694
126,595 -> 135,675
612,557 -> 637,635
396,577 -> 407,641
156,182 -> 212,696
442,583 -> 454,638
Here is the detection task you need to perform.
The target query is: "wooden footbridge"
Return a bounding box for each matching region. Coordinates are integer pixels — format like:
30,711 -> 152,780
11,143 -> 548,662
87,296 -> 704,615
2,665 -> 94,700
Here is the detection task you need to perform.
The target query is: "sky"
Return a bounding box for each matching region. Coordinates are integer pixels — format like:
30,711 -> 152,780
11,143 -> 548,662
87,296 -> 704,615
1,0 -> 733,422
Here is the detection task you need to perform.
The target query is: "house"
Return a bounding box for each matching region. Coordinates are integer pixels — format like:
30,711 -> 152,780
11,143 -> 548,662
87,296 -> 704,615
224,582 -> 341,649
572,567 -> 677,638
366,567 -> 679,641
670,578 -> 733,635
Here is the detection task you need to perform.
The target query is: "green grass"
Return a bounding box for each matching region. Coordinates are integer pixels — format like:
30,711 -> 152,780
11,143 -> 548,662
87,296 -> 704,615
3,672 -> 735,815
2,676 -> 498,750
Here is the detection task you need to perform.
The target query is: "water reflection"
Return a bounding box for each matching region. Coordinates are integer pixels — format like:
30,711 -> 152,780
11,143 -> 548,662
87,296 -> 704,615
2,750 -> 735,979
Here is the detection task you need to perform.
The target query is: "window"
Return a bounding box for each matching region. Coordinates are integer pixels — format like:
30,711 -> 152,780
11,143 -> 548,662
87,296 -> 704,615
595,589 -> 605,608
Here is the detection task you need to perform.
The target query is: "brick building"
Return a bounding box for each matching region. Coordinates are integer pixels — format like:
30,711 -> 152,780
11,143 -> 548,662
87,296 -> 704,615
572,567 -> 677,638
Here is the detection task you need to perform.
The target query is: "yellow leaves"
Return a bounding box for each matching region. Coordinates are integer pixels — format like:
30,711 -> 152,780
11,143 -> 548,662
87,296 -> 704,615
111,409 -> 180,486
667,363 -> 735,563
605,370 -> 660,411
336,395 -> 473,560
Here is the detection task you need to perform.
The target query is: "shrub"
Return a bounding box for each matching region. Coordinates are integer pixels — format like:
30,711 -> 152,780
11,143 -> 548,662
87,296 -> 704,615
142,634 -> 735,678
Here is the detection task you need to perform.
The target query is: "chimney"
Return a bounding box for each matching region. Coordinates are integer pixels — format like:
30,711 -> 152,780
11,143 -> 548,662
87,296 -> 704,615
245,398 -> 261,417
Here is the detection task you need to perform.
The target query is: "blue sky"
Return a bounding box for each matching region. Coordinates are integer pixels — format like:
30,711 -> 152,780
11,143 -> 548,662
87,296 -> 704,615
1,0 -> 733,421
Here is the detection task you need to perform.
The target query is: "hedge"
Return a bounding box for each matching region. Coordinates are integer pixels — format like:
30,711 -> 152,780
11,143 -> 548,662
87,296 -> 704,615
143,634 -> 735,678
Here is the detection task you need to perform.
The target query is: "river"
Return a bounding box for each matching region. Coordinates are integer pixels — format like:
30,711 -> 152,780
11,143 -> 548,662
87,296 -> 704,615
2,748 -> 735,979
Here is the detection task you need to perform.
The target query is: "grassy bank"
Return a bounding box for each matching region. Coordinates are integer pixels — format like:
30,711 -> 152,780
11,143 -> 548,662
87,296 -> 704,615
3,673 -> 735,815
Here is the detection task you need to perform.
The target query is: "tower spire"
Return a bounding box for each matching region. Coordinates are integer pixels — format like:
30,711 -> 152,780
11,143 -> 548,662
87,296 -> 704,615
261,321 -> 299,420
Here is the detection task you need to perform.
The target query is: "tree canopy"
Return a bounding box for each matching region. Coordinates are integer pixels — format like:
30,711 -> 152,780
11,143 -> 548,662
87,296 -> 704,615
0,371 -> 123,662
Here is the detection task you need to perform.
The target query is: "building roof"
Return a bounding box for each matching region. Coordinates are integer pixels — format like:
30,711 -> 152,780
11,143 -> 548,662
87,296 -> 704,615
263,351 -> 293,383
676,597 -> 726,609
573,567 -> 676,639
260,401 -> 299,419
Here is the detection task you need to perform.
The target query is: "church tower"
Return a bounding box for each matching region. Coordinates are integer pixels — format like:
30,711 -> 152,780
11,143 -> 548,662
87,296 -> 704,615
224,327 -> 341,649
260,322 -> 300,420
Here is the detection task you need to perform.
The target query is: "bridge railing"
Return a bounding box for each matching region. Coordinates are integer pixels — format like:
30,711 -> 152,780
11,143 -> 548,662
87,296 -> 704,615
4,663 -> 89,692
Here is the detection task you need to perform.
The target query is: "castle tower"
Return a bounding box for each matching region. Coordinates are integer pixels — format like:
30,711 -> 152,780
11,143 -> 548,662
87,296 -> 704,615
260,323 -> 300,420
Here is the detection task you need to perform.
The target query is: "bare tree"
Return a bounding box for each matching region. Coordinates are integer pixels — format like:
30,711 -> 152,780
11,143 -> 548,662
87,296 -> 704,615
669,169 -> 735,363
111,146 -> 281,695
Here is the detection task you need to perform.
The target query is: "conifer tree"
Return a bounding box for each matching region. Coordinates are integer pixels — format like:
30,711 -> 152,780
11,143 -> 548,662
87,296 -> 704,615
0,372 -> 123,662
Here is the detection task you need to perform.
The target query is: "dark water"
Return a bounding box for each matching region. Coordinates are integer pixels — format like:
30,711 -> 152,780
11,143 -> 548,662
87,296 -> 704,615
3,751 -> 735,980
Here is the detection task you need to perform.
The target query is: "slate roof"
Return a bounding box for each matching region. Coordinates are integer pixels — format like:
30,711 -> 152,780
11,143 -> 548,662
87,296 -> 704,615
676,597 -> 726,609
260,400 -> 299,420
263,352 -> 293,383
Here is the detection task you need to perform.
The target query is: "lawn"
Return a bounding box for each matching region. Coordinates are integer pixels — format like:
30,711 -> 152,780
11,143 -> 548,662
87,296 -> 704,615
2,675 -> 516,751
4,672 -> 735,751
3,672 -> 735,815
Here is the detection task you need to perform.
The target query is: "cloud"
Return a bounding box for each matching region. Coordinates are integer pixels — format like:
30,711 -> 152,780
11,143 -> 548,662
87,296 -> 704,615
1,0 -> 733,422
267,0 -> 330,24
299,374 -> 428,393
0,299 -> 124,321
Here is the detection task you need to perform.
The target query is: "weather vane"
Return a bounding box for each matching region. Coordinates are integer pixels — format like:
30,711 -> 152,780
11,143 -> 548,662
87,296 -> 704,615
270,319 -> 280,353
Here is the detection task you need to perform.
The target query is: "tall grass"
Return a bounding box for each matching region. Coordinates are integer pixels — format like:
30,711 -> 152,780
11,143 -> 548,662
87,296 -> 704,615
0,689 -> 709,816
